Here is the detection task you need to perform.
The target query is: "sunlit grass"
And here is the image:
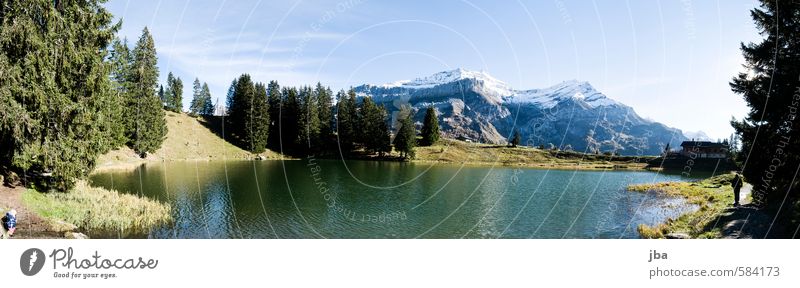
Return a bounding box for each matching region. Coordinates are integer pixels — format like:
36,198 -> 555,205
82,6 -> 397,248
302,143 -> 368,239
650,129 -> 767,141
22,180 -> 172,238
630,173 -> 737,238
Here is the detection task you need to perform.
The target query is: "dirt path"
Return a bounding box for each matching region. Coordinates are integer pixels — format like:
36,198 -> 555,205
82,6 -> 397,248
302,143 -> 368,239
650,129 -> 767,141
0,185 -> 63,239
712,184 -> 774,239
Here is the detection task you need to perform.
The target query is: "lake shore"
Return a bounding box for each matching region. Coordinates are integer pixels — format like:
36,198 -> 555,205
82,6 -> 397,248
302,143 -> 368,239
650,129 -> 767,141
629,173 -> 768,239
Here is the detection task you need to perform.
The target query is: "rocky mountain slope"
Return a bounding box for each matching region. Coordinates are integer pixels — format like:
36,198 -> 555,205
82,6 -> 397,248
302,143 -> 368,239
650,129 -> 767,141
353,68 -> 686,156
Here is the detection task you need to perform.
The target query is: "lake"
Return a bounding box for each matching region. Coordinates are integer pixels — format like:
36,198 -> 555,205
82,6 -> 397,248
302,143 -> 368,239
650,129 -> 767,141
89,159 -> 702,238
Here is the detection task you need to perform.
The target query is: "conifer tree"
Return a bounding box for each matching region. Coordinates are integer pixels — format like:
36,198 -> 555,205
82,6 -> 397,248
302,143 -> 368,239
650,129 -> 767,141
316,83 -> 334,150
127,27 -> 167,157
189,78 -> 203,116
280,87 -> 301,154
200,82 -> 214,115
394,106 -> 416,159
266,81 -> 282,150
420,106 -> 440,146
335,89 -> 358,153
0,0 -> 121,189
164,72 -> 183,112
731,0 -> 800,208
299,86 -> 320,154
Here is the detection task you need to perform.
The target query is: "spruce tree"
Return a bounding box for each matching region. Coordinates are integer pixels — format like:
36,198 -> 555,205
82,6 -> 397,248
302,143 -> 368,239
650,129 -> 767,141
316,83 -> 334,150
280,87 -> 301,154
299,86 -> 320,154
420,106 -> 440,146
731,0 -> 800,209
247,82 -> 269,153
189,78 -> 203,116
266,81 -> 281,150
200,82 -> 214,115
393,106 -> 417,159
107,37 -> 131,148
376,105 -> 392,156
335,89 -> 358,153
0,0 -> 120,189
164,72 -> 183,112
128,27 -> 167,158
510,130 -> 521,147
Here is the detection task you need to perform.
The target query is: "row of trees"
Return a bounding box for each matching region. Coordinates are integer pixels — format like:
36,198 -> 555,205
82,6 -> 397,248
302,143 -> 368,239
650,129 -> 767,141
224,77 -> 442,158
0,1 -> 167,190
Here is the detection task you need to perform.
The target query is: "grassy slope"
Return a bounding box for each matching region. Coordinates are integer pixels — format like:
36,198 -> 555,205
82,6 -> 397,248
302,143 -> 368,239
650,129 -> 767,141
629,173 -> 739,238
95,111 -> 288,172
414,139 -> 654,170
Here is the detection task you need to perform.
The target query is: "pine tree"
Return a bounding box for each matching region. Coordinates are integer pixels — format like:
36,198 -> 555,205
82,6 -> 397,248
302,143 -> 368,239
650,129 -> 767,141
266,81 -> 281,150
189,78 -> 203,116
376,105 -> 392,156
0,0 -> 120,189
393,106 -> 416,159
280,87 -> 301,154
128,27 -> 167,158
164,72 -> 183,112
335,89 -> 359,153
247,82 -> 269,153
316,83 -> 334,150
420,106 -> 440,146
107,37 -> 131,148
200,82 -> 214,115
510,130 -> 521,147
298,86 -> 320,154
225,79 -> 237,116
730,0 -> 800,208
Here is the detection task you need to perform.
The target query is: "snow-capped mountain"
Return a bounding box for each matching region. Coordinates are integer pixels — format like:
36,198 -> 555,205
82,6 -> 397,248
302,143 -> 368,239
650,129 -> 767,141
353,68 -> 687,155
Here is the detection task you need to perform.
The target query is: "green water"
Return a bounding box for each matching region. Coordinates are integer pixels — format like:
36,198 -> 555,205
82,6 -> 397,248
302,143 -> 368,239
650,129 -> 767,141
89,159 -> 702,238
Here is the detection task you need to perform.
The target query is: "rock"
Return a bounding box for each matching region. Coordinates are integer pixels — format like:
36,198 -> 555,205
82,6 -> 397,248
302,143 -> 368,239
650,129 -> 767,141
64,232 -> 89,239
665,233 -> 691,239
51,220 -> 79,233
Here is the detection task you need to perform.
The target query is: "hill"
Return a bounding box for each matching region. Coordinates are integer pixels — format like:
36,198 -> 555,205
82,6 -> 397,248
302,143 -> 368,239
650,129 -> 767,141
94,111 -> 288,172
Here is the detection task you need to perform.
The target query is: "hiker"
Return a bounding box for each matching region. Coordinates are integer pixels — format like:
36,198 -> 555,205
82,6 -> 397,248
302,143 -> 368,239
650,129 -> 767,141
2,209 -> 16,238
731,173 -> 743,207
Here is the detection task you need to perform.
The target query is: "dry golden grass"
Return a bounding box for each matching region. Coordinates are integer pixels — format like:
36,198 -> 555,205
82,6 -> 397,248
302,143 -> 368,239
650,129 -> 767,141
22,180 -> 171,238
413,138 -> 650,170
95,111 -> 289,172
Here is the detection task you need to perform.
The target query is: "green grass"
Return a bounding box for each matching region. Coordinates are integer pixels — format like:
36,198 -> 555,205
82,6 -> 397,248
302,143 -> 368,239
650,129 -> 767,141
629,173 -> 738,238
22,180 -> 172,238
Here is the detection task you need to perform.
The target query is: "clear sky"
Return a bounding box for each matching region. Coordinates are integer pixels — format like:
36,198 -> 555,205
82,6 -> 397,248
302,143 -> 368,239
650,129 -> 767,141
105,0 -> 761,140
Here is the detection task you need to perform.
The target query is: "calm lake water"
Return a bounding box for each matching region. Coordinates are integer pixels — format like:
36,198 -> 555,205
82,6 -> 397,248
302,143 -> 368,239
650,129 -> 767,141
89,159 -> 703,239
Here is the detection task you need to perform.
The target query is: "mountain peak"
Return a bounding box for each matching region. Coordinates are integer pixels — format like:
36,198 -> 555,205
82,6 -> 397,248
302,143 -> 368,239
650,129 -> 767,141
380,68 -> 507,89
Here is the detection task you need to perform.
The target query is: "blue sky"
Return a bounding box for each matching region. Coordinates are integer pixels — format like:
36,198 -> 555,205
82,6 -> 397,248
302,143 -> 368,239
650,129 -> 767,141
105,0 -> 760,140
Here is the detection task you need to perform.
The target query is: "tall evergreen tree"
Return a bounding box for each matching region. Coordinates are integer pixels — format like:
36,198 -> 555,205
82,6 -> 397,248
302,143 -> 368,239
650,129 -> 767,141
246,82 -> 269,153
189,78 -> 203,116
393,106 -> 417,159
107,37 -> 131,148
164,72 -> 183,112
510,130 -> 521,147
359,97 -> 392,155
299,86 -> 320,154
335,89 -> 358,153
420,106 -> 440,146
266,80 -> 281,150
315,83 -> 334,150
200,82 -> 214,115
280,87 -> 301,154
731,0 -> 800,209
127,27 -> 167,157
0,0 -> 121,189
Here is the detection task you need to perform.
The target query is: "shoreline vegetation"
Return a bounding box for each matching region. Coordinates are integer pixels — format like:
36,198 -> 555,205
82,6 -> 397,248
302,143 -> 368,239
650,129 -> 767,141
630,173 -> 750,239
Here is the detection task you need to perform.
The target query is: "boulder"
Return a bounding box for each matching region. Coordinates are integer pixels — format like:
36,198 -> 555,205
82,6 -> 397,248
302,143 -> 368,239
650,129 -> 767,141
64,232 -> 89,239
665,233 -> 691,239
51,220 -> 79,233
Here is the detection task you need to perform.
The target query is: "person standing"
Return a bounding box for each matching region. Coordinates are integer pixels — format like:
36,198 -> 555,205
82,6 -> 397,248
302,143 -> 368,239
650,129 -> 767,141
731,173 -> 743,207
